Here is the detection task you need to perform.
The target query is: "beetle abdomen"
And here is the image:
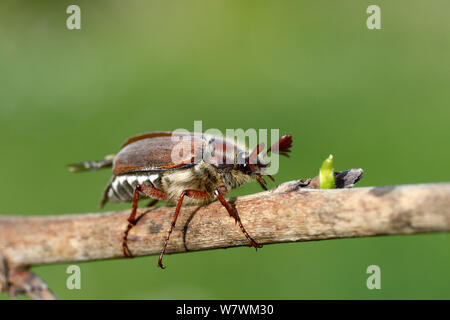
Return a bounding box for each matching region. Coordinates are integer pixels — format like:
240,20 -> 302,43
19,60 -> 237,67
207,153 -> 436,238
106,173 -> 162,203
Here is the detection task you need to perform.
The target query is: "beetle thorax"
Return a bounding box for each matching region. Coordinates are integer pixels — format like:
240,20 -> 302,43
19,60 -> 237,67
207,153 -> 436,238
160,161 -> 250,205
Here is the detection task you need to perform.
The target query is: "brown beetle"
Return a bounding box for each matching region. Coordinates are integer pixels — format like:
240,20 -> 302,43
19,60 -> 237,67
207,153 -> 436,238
69,131 -> 292,268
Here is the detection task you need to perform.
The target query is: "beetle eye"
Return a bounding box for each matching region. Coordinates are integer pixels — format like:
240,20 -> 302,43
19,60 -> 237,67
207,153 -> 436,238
236,161 -> 254,174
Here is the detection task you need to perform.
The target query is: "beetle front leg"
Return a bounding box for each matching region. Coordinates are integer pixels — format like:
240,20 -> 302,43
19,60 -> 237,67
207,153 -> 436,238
214,187 -> 262,250
123,185 -> 166,258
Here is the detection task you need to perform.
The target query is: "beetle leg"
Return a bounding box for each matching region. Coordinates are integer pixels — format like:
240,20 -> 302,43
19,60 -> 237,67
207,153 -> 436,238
214,188 -> 262,250
256,175 -> 268,191
139,184 -> 168,201
122,187 -> 141,258
123,185 -> 167,258
158,189 -> 210,269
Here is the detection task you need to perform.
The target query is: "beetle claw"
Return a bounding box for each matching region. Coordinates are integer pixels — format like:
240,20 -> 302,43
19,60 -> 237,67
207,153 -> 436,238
158,260 -> 166,269
123,242 -> 134,258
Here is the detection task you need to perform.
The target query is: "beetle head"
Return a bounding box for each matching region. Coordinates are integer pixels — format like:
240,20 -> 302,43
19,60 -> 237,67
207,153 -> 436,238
235,134 -> 292,189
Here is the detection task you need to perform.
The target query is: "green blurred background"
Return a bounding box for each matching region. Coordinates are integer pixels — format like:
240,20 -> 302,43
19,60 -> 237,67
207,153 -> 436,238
1,0 -> 449,299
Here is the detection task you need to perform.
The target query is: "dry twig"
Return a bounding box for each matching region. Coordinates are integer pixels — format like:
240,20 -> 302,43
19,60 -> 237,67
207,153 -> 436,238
1,169 -> 449,299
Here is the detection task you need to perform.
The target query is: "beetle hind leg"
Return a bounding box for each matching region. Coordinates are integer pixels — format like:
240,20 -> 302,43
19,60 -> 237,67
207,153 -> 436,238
122,185 -> 166,258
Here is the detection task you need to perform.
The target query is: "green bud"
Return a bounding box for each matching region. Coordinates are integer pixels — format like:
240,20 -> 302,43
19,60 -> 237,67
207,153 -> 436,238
319,154 -> 335,189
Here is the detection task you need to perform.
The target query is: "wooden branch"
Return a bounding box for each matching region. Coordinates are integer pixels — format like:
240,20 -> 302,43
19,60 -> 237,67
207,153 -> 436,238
1,181 -> 450,267
1,169 -> 450,299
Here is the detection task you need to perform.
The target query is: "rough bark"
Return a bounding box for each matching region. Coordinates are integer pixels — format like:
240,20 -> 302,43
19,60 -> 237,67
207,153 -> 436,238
1,169 -> 449,299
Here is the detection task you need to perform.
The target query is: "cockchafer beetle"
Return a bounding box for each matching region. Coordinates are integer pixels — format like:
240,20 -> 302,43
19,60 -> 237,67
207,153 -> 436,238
68,131 -> 292,268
